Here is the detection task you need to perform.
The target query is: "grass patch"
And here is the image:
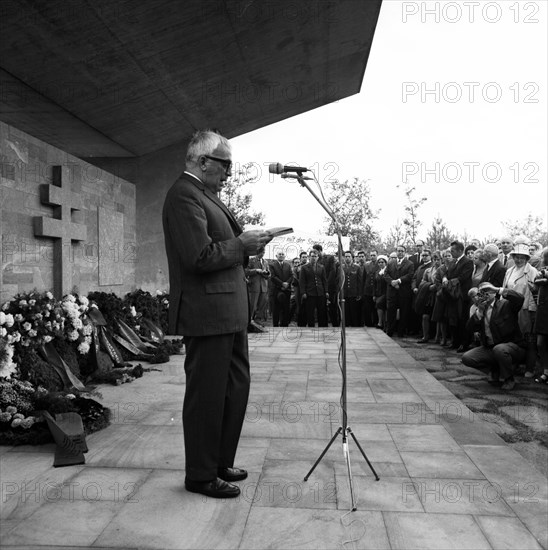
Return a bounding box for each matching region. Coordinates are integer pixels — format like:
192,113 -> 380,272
466,398 -> 548,450
499,430 -> 536,444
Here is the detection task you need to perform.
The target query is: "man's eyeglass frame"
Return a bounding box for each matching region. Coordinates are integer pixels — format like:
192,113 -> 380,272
204,155 -> 232,172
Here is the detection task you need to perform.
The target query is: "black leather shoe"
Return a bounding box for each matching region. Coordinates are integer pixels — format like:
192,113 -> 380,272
185,477 -> 240,498
217,467 -> 248,482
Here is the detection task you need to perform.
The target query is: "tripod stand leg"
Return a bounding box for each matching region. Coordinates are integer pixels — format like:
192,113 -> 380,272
304,427 -> 342,481
348,427 -> 380,481
342,431 -> 357,511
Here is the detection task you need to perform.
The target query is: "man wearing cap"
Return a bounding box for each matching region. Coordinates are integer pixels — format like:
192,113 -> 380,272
481,244 -> 507,287
462,282 -> 526,390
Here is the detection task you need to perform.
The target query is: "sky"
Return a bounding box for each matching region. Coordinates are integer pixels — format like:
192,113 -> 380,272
231,0 -> 548,244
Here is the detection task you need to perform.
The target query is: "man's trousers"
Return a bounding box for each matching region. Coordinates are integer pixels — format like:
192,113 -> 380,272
183,330 -> 250,481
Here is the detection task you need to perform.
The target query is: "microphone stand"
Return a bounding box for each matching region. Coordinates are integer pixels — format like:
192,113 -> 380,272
287,171 -> 379,512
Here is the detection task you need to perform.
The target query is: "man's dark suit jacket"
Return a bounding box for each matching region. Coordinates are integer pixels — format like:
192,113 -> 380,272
384,258 -> 415,296
447,255 -> 474,299
342,263 -> 362,297
362,262 -> 378,297
480,260 -> 506,288
269,260 -> 293,293
409,252 -> 422,271
162,173 -> 248,336
466,289 -> 525,347
299,263 -> 328,296
498,252 -> 515,269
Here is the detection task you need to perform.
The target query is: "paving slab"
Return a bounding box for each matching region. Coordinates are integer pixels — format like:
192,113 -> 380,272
399,451 -> 485,479
1,327 -> 546,549
239,508 -> 391,549
383,511 -> 492,549
475,516 -> 544,550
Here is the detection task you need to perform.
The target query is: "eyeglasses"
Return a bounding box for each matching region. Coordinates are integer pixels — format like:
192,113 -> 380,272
204,155 -> 232,172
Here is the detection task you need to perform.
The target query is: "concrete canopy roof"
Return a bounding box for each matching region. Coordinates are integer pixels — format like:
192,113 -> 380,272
0,0 -> 382,158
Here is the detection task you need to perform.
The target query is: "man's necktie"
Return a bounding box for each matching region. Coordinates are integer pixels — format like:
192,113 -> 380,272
503,255 -> 507,266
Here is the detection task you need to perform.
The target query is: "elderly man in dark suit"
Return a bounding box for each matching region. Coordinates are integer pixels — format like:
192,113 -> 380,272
384,244 -> 415,337
163,129 -> 272,499
269,251 -> 293,326
481,243 -> 506,287
462,282 -> 526,390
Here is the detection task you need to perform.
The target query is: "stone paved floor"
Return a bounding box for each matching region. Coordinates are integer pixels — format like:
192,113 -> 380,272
1,328 -> 547,549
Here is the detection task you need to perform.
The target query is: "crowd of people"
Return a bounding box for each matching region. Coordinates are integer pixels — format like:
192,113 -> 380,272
247,237 -> 548,391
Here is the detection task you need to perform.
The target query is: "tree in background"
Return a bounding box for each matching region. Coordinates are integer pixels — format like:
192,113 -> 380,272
382,219 -> 407,253
426,215 -> 456,252
502,213 -> 548,245
400,185 -> 427,245
220,162 -> 265,228
323,177 -> 379,250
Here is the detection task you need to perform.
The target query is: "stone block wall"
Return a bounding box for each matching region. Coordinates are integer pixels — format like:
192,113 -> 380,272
0,121 -> 136,302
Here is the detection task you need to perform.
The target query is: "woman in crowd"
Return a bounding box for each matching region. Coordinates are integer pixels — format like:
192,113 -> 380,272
464,244 -> 477,260
458,249 -> 488,352
534,247 -> 548,383
415,250 -> 440,343
431,248 -> 454,346
374,255 -> 388,330
503,242 -> 539,376
471,249 -> 487,288
290,256 -> 305,326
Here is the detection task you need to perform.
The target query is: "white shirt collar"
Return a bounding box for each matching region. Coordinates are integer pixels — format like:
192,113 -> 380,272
183,170 -> 203,184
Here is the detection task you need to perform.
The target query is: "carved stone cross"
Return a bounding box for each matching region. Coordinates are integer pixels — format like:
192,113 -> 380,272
34,165 -> 87,298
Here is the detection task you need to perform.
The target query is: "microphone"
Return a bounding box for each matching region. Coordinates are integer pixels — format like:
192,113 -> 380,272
281,173 -> 313,180
269,162 -> 310,174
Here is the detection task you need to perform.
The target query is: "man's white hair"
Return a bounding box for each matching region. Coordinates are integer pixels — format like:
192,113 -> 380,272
483,243 -> 499,259
186,129 -> 231,167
